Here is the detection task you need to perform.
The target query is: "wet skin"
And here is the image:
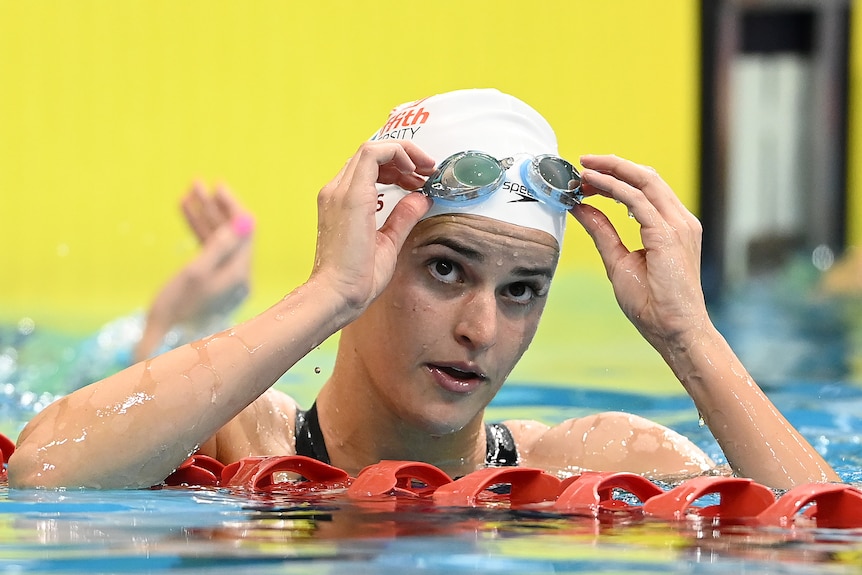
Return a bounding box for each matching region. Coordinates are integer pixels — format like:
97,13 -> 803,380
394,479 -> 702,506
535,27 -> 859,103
315,214 -> 560,475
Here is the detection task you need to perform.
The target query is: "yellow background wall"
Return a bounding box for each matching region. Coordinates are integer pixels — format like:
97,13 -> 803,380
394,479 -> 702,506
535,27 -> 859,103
0,0 -> 700,333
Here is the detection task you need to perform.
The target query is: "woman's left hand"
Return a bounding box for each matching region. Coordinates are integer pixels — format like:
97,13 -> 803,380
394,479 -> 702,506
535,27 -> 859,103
569,154 -> 709,350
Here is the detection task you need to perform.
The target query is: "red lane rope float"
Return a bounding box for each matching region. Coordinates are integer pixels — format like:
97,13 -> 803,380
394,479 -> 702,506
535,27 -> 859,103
348,460 -> 453,498
221,455 -> 352,492
0,432 -> 14,481
642,476 -> 776,521
756,482 -> 862,529
164,454 -> 224,487
432,467 -> 561,507
552,471 -> 664,517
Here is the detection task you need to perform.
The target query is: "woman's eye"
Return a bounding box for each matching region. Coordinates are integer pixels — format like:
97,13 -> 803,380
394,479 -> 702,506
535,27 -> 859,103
504,282 -> 536,304
428,259 -> 460,283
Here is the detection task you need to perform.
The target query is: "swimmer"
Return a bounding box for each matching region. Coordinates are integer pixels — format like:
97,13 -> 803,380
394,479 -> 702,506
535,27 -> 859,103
133,182 -> 254,363
8,89 -> 839,490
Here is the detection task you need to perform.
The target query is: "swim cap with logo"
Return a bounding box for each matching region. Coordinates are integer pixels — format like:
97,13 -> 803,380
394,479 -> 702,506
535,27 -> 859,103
371,88 -> 566,247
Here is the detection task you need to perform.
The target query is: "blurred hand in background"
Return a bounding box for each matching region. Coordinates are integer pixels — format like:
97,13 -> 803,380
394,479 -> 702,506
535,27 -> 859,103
133,182 -> 254,363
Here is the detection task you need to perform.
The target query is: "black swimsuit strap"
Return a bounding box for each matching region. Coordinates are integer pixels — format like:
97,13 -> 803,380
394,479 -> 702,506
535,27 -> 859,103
294,402 -> 331,464
295,402 -> 518,468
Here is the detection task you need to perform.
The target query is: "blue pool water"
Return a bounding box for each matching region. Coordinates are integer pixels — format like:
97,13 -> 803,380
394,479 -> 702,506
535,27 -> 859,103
2,268 -> 862,573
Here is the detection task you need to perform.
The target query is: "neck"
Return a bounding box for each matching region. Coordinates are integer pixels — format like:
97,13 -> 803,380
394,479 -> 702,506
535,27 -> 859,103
315,346 -> 487,478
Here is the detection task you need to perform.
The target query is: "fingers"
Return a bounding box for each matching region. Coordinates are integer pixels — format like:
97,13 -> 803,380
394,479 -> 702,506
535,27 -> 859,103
213,183 -> 244,220
569,202 -> 629,278
181,182 -> 213,243
579,154 -> 696,229
351,140 -> 436,193
570,154 -> 705,282
319,140 -> 436,221
182,181 -> 253,244
378,192 -> 433,249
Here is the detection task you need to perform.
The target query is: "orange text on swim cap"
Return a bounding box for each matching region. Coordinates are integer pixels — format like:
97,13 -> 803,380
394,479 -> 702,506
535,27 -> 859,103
376,103 -> 430,141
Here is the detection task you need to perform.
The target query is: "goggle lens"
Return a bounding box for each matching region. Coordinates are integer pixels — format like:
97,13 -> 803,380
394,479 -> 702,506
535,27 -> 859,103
523,155 -> 582,210
452,155 -> 502,187
538,156 -> 578,190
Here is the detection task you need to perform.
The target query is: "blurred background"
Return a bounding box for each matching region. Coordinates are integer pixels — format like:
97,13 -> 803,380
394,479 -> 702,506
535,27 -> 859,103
1,0 -> 861,397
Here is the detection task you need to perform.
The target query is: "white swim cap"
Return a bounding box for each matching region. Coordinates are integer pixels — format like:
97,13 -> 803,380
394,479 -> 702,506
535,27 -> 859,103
371,88 -> 566,247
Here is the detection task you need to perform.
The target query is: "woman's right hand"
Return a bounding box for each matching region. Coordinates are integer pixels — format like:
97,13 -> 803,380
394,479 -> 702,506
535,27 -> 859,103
310,140 -> 435,318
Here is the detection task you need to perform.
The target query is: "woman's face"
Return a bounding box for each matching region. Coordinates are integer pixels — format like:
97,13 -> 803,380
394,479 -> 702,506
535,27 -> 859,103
344,214 -> 560,435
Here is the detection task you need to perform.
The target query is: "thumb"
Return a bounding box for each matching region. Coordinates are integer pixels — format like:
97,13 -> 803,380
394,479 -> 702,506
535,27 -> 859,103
377,193 -> 432,250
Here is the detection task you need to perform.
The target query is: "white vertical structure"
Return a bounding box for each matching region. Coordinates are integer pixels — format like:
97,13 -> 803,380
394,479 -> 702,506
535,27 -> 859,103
701,0 -> 849,294
725,54 -> 813,284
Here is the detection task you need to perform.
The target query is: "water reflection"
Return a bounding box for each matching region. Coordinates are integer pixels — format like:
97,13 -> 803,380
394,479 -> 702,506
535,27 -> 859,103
2,485 -> 861,573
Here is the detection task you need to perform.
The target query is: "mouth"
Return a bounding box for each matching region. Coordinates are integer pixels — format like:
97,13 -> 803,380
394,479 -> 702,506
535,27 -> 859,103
427,363 -> 487,394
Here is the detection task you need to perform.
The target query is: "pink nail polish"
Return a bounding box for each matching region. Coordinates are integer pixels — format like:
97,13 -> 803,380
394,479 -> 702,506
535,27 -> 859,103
232,214 -> 255,237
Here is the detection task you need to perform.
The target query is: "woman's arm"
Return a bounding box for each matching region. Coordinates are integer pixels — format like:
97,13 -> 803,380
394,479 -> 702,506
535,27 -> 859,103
569,154 -> 839,489
134,183 -> 253,363
8,141 -> 435,489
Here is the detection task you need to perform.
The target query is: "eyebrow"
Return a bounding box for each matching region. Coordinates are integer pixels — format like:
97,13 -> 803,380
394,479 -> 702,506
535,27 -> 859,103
422,236 -> 556,279
511,264 -> 556,279
424,236 -> 485,262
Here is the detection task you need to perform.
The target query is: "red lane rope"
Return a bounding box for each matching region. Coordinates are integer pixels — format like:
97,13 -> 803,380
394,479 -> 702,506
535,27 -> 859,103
0,431 -> 858,530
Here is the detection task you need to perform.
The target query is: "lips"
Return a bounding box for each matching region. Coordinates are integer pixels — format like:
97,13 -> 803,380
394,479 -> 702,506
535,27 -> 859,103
427,363 -> 487,394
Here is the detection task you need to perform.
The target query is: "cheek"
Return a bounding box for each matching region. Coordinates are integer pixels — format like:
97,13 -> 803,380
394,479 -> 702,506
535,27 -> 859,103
395,275 -> 442,316
501,306 -> 546,354
402,294 -> 446,344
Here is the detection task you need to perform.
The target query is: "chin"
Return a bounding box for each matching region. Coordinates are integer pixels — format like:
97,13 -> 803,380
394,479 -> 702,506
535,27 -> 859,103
410,406 -> 478,437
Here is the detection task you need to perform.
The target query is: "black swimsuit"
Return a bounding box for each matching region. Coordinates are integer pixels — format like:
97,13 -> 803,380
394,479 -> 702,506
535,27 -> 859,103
294,402 -> 519,467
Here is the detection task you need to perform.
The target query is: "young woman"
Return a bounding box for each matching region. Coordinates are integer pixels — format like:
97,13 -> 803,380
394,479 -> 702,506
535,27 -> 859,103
8,89 -> 838,490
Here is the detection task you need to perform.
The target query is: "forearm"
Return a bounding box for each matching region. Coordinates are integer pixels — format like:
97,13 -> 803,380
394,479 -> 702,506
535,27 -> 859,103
9,278 -> 348,489
660,325 -> 839,489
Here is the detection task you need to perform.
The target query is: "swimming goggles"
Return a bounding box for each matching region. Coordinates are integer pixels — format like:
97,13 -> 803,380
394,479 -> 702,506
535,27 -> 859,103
421,151 -> 583,211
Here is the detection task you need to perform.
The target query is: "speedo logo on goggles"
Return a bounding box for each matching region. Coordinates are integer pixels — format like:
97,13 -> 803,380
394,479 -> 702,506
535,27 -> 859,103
421,151 -> 582,211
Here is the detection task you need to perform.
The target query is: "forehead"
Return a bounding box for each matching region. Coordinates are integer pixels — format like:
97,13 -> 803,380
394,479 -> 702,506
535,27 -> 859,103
408,214 -> 560,265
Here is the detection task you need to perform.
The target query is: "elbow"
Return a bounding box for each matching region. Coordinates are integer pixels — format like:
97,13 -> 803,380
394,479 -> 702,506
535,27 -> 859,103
7,442 -> 86,490
6,449 -> 50,489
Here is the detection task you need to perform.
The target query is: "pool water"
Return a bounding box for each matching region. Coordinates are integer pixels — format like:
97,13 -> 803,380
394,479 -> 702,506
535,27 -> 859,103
3,481 -> 860,575
1,268 -> 861,573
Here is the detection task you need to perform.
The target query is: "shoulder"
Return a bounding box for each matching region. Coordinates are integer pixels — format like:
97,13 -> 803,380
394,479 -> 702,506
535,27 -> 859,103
199,388 -> 301,463
510,411 -> 715,480
500,418 -> 550,450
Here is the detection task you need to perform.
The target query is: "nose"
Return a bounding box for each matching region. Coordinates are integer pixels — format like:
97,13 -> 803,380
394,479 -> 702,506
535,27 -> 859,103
454,290 -> 497,351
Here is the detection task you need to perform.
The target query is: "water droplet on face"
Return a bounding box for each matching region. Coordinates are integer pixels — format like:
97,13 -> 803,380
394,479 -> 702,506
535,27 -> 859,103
275,314 -> 284,321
